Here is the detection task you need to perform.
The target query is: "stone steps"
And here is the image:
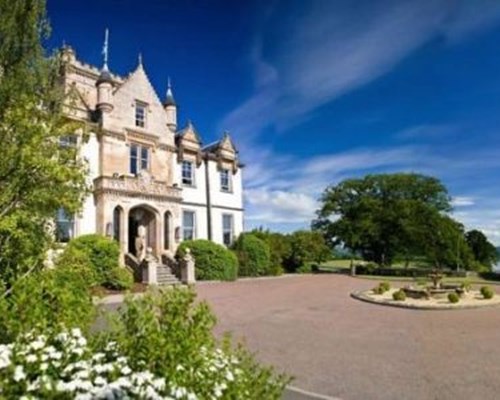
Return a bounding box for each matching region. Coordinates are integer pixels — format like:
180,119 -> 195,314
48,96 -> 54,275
157,265 -> 180,286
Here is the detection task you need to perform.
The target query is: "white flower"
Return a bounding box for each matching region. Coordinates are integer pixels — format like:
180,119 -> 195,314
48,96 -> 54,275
30,339 -> 45,351
121,365 -> 132,375
71,328 -> 82,338
26,354 -> 37,363
225,370 -> 234,382
40,362 -> 48,371
14,365 -> 26,382
94,376 -> 107,386
0,354 -> 11,369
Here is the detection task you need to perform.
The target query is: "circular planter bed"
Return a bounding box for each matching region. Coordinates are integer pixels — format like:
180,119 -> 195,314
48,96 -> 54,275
351,288 -> 500,310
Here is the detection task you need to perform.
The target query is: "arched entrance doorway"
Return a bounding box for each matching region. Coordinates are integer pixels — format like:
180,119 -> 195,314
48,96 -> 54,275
128,206 -> 157,256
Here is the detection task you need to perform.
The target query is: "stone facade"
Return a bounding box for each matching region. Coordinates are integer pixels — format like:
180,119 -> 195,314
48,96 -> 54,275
58,46 -> 244,260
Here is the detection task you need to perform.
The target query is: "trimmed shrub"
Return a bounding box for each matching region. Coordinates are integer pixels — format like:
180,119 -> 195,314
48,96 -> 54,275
232,233 -> 271,277
104,267 -> 134,290
54,245 -> 97,285
65,234 -> 120,285
392,290 -> 406,301
177,240 -> 238,281
448,292 -> 460,303
379,281 -> 391,292
372,286 -> 384,295
461,279 -> 472,292
480,286 -> 494,299
250,230 -> 291,276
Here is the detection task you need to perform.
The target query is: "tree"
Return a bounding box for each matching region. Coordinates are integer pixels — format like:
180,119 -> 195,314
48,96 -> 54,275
312,173 -> 451,266
0,0 -> 88,284
465,230 -> 498,270
284,230 -> 331,272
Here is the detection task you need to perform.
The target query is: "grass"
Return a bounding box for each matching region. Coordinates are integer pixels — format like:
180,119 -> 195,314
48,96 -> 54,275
318,259 -> 500,286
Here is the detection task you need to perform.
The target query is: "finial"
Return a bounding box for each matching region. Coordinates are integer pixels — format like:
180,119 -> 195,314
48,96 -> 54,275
138,52 -> 143,67
168,76 -> 172,89
102,28 -> 109,71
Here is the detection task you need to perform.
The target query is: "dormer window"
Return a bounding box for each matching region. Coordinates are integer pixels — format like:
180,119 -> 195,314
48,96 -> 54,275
135,101 -> 147,128
130,143 -> 149,175
181,160 -> 195,186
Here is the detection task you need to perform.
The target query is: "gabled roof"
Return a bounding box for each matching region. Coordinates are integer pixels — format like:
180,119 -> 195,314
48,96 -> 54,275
113,59 -> 163,108
202,132 -> 237,154
176,120 -> 201,143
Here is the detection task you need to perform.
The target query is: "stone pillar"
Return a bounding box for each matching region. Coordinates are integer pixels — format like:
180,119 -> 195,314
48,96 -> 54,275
142,247 -> 157,284
181,248 -> 196,284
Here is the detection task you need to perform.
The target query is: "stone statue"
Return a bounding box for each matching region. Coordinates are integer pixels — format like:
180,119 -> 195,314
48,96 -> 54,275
135,225 -> 147,262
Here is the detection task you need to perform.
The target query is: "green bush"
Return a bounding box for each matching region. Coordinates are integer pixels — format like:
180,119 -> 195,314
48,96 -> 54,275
297,263 -> 314,274
461,279 -> 472,292
104,267 -> 134,290
392,290 -> 406,301
372,286 -> 384,295
0,266 -> 95,342
65,234 -> 120,285
250,230 -> 291,275
480,286 -> 494,299
54,245 -> 97,285
379,281 -> 391,292
448,292 -> 460,303
232,233 -> 271,277
102,287 -> 288,398
177,240 -> 238,281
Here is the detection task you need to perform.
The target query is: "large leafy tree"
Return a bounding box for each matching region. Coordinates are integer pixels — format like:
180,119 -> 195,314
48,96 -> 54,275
312,173 -> 452,266
465,229 -> 498,270
0,0 -> 88,284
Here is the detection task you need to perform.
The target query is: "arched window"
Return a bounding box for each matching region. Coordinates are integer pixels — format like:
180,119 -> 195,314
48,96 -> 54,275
113,206 -> 122,242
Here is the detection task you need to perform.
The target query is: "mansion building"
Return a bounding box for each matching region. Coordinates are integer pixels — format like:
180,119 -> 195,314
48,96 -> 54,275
57,45 -> 244,260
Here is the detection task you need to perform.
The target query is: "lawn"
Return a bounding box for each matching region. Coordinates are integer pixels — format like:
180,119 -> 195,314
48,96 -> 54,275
319,259 -> 500,286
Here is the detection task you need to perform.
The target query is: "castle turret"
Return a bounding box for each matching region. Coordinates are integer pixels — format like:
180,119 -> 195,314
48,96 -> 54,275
164,77 -> 177,130
96,29 -> 114,114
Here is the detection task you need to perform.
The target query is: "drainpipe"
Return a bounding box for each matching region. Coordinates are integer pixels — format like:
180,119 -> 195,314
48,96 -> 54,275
204,155 -> 213,240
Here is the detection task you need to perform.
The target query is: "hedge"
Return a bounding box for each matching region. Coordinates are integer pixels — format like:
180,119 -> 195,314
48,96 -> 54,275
353,265 -> 467,278
177,239 -> 238,281
232,233 -> 271,277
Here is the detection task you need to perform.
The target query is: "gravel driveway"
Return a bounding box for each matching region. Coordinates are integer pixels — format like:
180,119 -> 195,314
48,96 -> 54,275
195,275 -> 500,400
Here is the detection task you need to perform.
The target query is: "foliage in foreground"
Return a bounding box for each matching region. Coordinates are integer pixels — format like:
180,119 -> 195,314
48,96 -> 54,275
177,240 -> 238,281
0,288 -> 288,399
100,287 -> 288,399
0,265 -> 95,343
0,0 -> 88,285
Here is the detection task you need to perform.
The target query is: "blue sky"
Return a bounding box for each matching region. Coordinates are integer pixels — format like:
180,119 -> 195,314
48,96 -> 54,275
47,0 -> 500,244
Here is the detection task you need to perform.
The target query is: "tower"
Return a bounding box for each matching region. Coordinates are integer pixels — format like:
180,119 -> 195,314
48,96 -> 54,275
164,77 -> 177,131
96,28 -> 114,114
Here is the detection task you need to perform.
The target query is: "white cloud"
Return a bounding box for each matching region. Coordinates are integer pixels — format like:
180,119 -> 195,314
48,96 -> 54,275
451,196 -> 475,207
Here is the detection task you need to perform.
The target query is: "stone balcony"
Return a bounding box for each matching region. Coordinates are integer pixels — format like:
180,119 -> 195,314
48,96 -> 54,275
93,173 -> 182,202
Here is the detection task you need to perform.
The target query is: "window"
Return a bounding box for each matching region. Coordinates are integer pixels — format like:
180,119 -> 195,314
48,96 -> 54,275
222,214 -> 233,246
135,102 -> 146,128
59,135 -> 77,147
182,211 -> 195,241
220,169 -> 231,192
55,208 -> 74,243
181,160 -> 195,186
130,143 -> 149,175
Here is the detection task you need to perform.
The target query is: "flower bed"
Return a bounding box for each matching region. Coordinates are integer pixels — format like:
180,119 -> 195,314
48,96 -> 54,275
0,328 -> 247,399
